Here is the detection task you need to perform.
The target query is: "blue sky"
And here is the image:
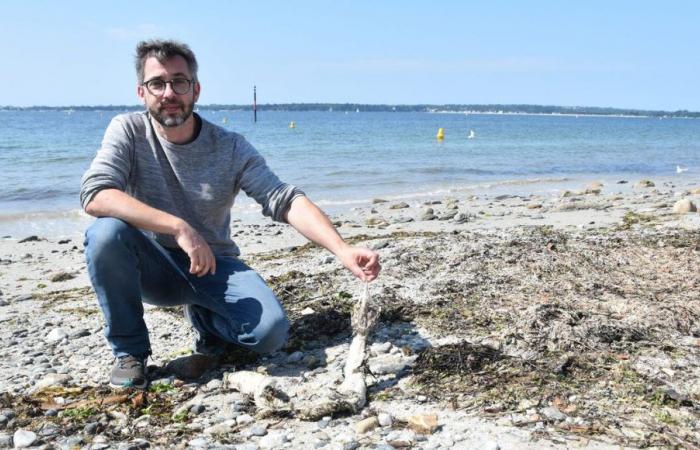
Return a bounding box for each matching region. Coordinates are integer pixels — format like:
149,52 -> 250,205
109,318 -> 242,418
1,1 -> 698,110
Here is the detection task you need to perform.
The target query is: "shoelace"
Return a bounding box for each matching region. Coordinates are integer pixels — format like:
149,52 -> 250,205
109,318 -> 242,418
118,356 -> 144,369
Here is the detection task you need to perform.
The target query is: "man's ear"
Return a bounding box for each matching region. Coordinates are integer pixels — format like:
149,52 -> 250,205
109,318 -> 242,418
137,85 -> 146,104
193,81 -> 201,103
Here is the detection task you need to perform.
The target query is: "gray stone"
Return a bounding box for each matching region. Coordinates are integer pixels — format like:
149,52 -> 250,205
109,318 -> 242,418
204,379 -> 222,391
258,432 -> 288,449
236,413 -> 254,425
0,434 -> 11,447
673,198 -> 697,214
248,424 -> 268,436
371,240 -> 390,250
542,406 -> 566,421
165,354 -> 218,379
389,202 -> 410,210
13,429 -> 37,448
188,438 -> 209,448
84,422 -> 99,435
377,413 -> 393,427
45,328 -> 68,343
287,351 -> 304,363
368,354 -> 417,375
13,294 -> 33,302
370,342 -> 392,356
190,404 -> 206,415
33,373 -> 71,391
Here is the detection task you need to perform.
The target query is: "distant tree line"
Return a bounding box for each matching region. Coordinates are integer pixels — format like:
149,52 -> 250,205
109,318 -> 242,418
1,103 -> 698,118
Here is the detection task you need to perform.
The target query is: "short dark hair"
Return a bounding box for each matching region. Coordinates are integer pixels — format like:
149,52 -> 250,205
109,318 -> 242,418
135,39 -> 198,84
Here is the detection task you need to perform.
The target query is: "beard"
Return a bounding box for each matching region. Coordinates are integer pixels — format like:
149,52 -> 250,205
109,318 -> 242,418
149,98 -> 194,128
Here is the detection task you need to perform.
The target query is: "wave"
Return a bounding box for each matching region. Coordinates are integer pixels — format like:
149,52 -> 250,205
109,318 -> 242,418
0,186 -> 78,202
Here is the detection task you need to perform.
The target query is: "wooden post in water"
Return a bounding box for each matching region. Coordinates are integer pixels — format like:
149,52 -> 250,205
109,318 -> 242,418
253,85 -> 257,123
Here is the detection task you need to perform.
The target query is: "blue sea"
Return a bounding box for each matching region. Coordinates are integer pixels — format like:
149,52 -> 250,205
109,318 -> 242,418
1,109 -> 699,237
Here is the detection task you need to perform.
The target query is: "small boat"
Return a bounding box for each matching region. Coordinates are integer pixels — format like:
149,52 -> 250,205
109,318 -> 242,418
676,165 -> 689,173
468,130 -> 475,139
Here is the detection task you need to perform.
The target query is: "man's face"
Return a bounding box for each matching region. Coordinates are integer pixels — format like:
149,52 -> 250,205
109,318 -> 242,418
137,55 -> 200,128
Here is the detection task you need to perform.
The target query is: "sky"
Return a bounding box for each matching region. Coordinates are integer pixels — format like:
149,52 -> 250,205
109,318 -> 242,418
1,1 -> 698,110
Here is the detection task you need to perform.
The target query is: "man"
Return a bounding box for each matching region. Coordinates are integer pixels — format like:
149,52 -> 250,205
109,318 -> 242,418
80,39 -> 380,389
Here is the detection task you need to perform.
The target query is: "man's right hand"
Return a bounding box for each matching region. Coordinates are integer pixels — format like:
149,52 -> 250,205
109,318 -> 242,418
174,222 -> 216,277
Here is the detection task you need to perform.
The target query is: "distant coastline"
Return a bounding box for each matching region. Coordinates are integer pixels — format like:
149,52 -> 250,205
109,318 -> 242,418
1,103 -> 698,118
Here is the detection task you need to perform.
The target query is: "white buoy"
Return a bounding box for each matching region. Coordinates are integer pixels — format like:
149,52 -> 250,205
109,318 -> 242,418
468,130 -> 475,139
676,165 -> 688,173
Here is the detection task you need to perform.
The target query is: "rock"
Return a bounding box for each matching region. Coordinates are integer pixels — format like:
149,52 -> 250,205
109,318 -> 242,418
69,328 -> 91,338
365,217 -> 388,227
372,198 -> 388,204
378,412 -> 393,427
13,429 -> 37,448
287,351 -> 304,363
635,179 -> 655,188
248,423 -> 268,436
187,437 -> 209,448
673,199 -> 697,214
0,434 -> 11,447
691,187 -> 700,195
542,406 -> 566,421
389,202 -> 410,210
50,272 -> 75,282
84,422 -> 99,435
45,328 -> 68,343
33,373 -> 71,391
438,210 -> 458,220
453,213 -> 470,224
420,208 -> 436,221
584,181 -> 603,195
204,379 -> 222,391
301,307 -> 315,315
13,294 -> 33,302
165,354 -> 218,379
371,240 -> 390,250
354,416 -> 379,434
18,236 -> 40,243
259,432 -> 288,449
368,354 -> 417,374
370,342 -> 392,356
204,419 -> 236,435
560,190 -> 574,198
407,413 -> 439,434
236,413 -> 254,425
526,203 -> 543,209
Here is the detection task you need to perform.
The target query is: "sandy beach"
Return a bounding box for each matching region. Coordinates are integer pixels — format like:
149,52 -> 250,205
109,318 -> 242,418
1,177 -> 699,449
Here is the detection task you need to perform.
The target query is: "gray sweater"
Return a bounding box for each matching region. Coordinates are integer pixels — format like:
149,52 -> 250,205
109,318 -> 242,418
80,112 -> 304,256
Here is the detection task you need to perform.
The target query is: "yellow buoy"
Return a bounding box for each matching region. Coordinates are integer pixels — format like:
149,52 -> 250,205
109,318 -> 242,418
289,121 -> 296,129
436,128 -> 445,140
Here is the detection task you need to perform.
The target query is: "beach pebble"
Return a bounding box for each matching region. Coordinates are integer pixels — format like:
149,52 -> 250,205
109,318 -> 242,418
635,179 -> 655,188
0,434 -> 11,447
236,413 -> 255,425
188,437 -> 209,448
248,423 -> 268,436
354,416 -> 379,434
368,354 -> 417,374
408,413 -> 439,434
259,432 -> 288,449
370,342 -> 392,355
287,351 -> 304,363
50,271 -> 75,282
673,199 -> 697,214
33,373 -> 71,391
18,236 -> 40,243
453,213 -> 470,224
13,429 -> 37,448
542,406 -> 567,421
372,198 -> 388,204
420,209 -> 436,221
584,181 -> 603,194
389,202 -> 409,209
371,240 -> 390,250
377,413 -> 393,427
45,328 -> 68,343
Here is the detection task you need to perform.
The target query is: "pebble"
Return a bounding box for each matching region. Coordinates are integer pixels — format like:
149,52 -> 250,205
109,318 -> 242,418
188,437 -> 209,448
287,351 -> 304,363
370,342 -> 392,355
13,429 -> 37,448
354,416 -> 379,434
673,198 -> 697,214
248,424 -> 268,436
33,373 -> 71,391
0,434 -> 10,447
368,354 -> 417,375
542,406 -> 567,421
377,413 -> 393,427
236,413 -> 255,425
45,328 -> 68,343
258,432 -> 288,449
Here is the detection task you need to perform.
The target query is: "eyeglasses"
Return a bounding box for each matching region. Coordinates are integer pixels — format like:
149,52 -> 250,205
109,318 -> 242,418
142,77 -> 193,96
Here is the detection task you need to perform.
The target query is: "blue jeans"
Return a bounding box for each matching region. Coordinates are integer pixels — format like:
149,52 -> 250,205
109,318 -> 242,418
84,217 -> 289,358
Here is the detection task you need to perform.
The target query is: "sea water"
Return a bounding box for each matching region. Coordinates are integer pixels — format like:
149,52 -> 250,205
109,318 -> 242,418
1,109 -> 699,237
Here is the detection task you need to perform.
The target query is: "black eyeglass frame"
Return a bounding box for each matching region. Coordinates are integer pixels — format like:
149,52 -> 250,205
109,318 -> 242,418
141,77 -> 194,96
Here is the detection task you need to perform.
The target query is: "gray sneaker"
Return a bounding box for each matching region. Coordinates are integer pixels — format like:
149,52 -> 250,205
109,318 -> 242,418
110,355 -> 148,389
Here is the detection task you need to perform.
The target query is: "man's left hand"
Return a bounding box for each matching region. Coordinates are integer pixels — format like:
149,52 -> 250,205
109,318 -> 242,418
337,246 -> 381,282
